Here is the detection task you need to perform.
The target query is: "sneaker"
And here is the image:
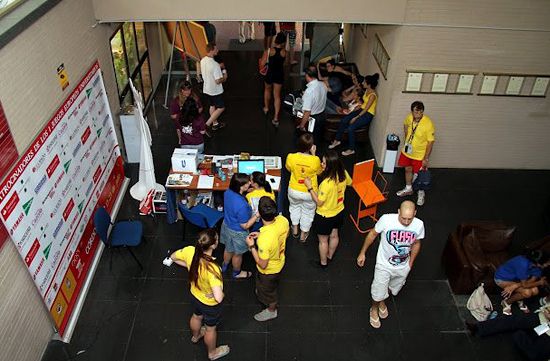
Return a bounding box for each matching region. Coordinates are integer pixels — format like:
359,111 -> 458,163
254,308 -> 278,322
416,190 -> 425,206
501,300 -> 512,316
396,187 -> 413,197
212,122 -> 226,131
341,149 -> 355,156
328,140 -> 341,149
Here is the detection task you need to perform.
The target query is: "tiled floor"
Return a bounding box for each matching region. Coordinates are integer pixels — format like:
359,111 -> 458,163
41,51 -> 550,361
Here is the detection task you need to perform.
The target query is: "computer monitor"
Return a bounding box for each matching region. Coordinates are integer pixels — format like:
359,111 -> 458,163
238,159 -> 265,175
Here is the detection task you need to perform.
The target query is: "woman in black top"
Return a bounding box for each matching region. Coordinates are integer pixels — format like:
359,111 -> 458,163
263,32 -> 286,127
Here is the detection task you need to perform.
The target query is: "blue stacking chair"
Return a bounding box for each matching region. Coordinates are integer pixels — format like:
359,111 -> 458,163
178,203 -> 224,239
93,206 -> 144,270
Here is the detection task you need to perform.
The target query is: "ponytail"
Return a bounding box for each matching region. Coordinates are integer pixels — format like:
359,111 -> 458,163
188,228 -> 221,288
251,171 -> 272,193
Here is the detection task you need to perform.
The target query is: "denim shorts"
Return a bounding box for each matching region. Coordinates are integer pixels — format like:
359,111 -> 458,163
220,221 -> 249,254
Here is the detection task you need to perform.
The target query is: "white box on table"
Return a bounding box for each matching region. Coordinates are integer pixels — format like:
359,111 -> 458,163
171,148 -> 198,172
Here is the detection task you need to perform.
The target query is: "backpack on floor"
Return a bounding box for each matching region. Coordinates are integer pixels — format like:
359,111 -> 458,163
467,283 -> 493,321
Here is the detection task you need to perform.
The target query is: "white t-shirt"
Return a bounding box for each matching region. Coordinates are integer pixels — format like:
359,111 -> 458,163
374,213 -> 425,270
200,56 -> 224,96
302,79 -> 327,115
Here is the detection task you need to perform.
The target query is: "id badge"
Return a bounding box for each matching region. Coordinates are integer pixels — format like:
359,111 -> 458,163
534,323 -> 550,336
404,143 -> 413,154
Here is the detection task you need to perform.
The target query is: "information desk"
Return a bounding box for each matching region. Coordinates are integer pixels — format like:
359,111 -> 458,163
164,155 -> 283,224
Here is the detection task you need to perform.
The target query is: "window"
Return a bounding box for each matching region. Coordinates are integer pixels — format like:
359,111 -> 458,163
0,0 -> 26,18
109,22 -> 153,110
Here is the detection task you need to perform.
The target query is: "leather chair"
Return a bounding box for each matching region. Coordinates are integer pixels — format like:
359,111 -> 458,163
443,221 -> 515,294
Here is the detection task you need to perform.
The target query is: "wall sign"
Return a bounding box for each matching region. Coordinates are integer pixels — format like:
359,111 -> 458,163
0,61 -> 125,336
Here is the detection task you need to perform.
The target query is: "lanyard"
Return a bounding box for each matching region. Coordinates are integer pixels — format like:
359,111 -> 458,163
407,119 -> 421,144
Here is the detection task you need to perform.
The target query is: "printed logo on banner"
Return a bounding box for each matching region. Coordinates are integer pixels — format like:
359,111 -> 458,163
22,197 -> 34,216
72,142 -> 82,158
51,198 -> 63,218
81,127 -> 91,145
2,191 -> 20,221
85,89 -> 92,98
25,238 -> 40,266
62,199 -> 75,221
9,212 -> 24,236
34,175 -> 47,194
43,242 -> 52,260
61,179 -> 72,198
52,219 -> 64,239
96,128 -> 103,138
32,153 -> 47,173
92,166 -> 102,184
46,155 -> 60,178
63,160 -> 71,173
31,207 -> 44,227
77,200 -> 84,214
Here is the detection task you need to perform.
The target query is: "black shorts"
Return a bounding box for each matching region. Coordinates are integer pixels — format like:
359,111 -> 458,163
190,295 -> 223,326
263,22 -> 276,37
206,94 -> 225,109
256,271 -> 280,306
314,211 -> 344,235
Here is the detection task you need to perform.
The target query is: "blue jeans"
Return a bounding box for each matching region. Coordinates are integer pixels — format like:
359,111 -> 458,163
335,110 -> 373,150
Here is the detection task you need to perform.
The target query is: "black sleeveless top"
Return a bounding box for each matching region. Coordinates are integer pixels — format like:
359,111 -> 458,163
266,48 -> 285,84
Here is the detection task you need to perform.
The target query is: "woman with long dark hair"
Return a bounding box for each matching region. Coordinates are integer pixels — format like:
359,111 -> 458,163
219,173 -> 259,278
170,229 -> 230,360
263,32 -> 287,126
329,73 -> 380,156
178,97 -> 207,153
305,150 -> 352,267
246,171 -> 276,231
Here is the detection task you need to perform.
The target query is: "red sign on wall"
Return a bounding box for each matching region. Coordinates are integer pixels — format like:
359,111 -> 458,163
0,102 -> 19,248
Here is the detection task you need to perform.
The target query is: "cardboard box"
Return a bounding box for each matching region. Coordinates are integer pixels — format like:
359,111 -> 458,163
171,148 -> 198,172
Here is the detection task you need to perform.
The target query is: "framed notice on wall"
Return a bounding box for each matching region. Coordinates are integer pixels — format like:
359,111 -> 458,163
0,61 -> 125,337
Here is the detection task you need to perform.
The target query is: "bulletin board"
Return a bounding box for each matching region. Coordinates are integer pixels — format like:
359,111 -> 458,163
0,61 -> 125,337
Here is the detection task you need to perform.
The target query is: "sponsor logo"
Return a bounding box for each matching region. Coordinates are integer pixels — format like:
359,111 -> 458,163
63,160 -> 72,173
33,257 -> 45,280
61,180 -> 72,198
43,242 -> 52,260
22,197 -> 34,216
52,219 -> 64,239
31,208 -> 44,227
1,191 -> 19,221
86,88 -> 93,98
53,171 -> 65,189
25,239 -> 40,266
63,198 -> 75,221
57,122 -> 68,137
47,187 -> 56,201
97,128 -> 103,138
46,155 -> 60,178
102,114 -> 109,127
72,142 -> 82,158
92,76 -> 100,87
71,164 -> 82,181
85,229 -> 96,255
31,153 -> 47,173
34,175 -> 47,194
80,149 -> 91,163
85,182 -> 93,197
92,166 -> 102,184
16,226 -> 32,250
51,198 -> 63,218
81,166 -> 92,182
9,212 -> 24,235
45,134 -> 59,154
78,97 -> 86,109
51,249 -> 61,265
81,126 -> 91,145
77,200 -> 84,213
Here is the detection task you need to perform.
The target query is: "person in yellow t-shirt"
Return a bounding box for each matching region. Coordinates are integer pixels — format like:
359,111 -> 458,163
329,73 -> 380,156
285,133 -> 322,243
246,171 -> 276,232
170,229 -> 230,360
246,197 -> 290,322
396,101 -> 435,207
305,150 -> 352,268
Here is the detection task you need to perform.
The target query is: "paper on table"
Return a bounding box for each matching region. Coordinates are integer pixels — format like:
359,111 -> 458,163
197,175 -> 215,189
266,175 -> 281,190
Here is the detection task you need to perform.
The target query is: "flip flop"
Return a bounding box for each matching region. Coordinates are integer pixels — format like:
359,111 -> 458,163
191,325 -> 206,343
209,345 -> 230,360
232,270 -> 252,279
370,310 -> 381,329
378,305 -> 389,319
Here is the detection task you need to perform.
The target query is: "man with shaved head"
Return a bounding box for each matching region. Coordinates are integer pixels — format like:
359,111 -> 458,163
356,200 -> 425,328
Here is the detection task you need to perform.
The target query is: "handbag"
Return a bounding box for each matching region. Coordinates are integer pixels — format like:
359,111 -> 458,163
258,50 -> 269,76
413,168 -> 431,191
467,283 -> 493,321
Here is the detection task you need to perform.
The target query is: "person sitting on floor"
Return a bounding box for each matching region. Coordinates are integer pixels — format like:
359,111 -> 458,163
466,306 -> 550,361
495,249 -> 550,315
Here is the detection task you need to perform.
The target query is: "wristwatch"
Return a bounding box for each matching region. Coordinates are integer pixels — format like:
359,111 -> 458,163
248,245 -> 255,251
307,188 -> 313,192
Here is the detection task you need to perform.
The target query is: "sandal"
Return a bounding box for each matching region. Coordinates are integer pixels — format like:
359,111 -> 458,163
232,270 -> 252,279
501,300 -> 512,316
209,345 -> 230,360
299,232 -> 309,243
378,305 -> 389,319
272,119 -> 279,127
369,308 -> 381,328
518,301 -> 530,313
191,325 -> 206,343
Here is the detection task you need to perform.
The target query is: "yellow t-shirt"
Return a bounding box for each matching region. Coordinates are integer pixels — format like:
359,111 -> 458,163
360,92 -> 377,115
401,114 -> 436,161
246,188 -> 276,213
316,171 -> 352,217
257,215 -> 290,274
285,152 -> 322,193
173,246 -> 223,306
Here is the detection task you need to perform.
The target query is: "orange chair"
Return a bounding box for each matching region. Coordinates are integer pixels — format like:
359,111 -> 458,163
349,159 -> 388,233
